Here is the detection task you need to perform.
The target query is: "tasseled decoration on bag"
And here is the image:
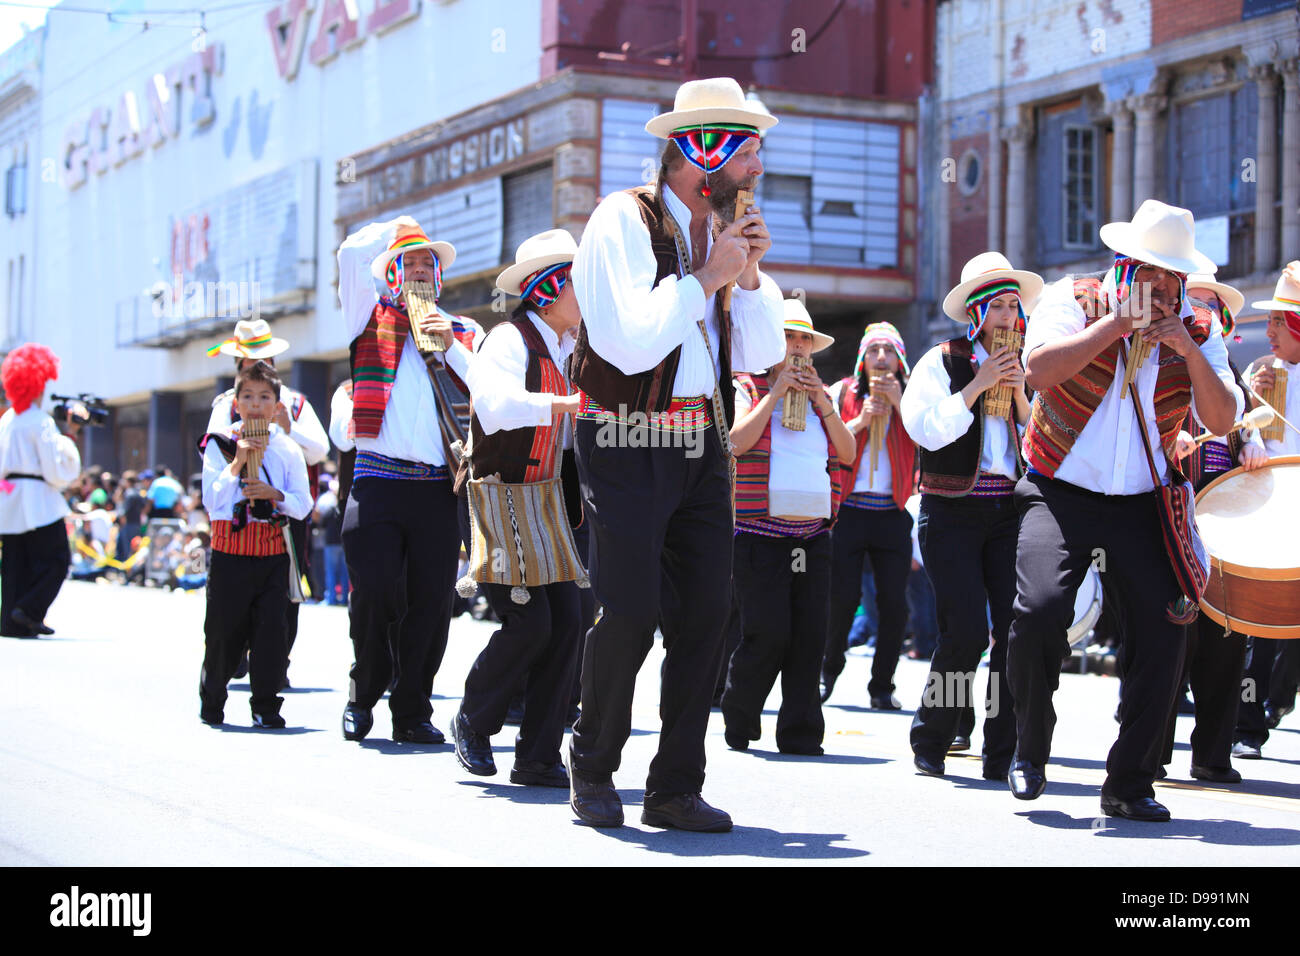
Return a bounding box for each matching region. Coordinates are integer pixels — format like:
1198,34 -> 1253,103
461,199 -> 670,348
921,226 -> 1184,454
1166,595 -> 1199,625
455,575 -> 478,599
510,586 -> 531,605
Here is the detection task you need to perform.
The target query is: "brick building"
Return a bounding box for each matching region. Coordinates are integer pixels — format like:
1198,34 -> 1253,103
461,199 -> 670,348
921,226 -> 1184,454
930,0 -> 1298,343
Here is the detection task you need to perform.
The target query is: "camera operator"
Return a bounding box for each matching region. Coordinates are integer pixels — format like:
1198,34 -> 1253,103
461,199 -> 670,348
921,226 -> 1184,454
0,344 -> 86,638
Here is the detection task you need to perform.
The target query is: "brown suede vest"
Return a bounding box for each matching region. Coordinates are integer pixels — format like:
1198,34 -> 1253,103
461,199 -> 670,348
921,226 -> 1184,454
569,185 -> 735,427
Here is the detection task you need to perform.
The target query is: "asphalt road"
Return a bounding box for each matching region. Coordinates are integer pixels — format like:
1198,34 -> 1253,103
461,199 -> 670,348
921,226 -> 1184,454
2,580 -> 1297,866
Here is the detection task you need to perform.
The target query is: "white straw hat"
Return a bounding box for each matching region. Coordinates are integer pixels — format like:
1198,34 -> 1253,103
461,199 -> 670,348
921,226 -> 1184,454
645,77 -> 779,139
941,252 -> 1044,321
495,229 -> 578,296
1098,199 -> 1217,275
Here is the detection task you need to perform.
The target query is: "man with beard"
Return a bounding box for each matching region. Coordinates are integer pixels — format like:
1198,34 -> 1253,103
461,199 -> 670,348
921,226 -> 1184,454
567,77 -> 785,830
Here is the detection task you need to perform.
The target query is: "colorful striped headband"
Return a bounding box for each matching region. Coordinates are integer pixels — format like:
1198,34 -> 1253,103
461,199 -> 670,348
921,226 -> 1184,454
1113,254 -> 1186,315
386,251 -> 443,301
521,262 -> 571,308
670,123 -> 759,174
1283,308 -> 1300,343
855,322 -> 910,379
964,280 -> 1024,342
206,331 -> 273,358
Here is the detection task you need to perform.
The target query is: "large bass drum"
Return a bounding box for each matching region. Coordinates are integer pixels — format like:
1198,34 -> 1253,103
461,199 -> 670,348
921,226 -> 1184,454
1195,454 -> 1300,639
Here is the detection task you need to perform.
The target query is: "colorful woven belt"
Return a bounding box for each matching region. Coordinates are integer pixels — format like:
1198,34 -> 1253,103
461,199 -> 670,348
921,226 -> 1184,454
737,516 -> 827,539
577,394 -> 712,433
842,491 -> 896,511
1201,440 -> 1233,476
968,472 -> 1017,497
353,451 -> 449,482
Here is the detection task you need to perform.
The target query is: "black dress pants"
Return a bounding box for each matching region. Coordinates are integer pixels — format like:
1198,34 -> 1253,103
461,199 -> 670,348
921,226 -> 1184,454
910,492 -> 1018,774
823,504 -> 913,698
570,418 -> 733,795
461,580 -> 582,765
1235,638 -> 1300,746
1161,613 -> 1247,770
200,550 -> 290,717
343,476 -> 460,731
722,530 -> 830,753
1008,474 -> 1186,801
1,519 -> 70,636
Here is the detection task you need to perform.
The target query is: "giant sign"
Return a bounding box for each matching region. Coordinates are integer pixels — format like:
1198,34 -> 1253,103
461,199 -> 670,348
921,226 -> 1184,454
266,0 -> 422,80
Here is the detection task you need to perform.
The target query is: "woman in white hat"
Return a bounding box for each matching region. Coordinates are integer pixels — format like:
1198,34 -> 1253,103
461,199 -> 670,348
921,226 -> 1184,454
1232,261 -> 1300,762
205,317 -> 330,687
899,252 -> 1042,781
718,298 -> 856,757
1007,199 -> 1240,822
450,229 -> 586,788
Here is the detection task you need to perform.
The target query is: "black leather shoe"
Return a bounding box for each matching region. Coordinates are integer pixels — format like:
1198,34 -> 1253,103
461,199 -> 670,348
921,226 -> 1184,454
819,672 -> 838,704
641,792 -> 733,832
394,721 -> 446,745
948,735 -> 971,753
1231,740 -> 1262,760
342,705 -> 373,741
1008,763 -> 1046,800
913,753 -> 945,777
510,760 -> 567,787
1191,765 -> 1242,784
724,728 -> 750,752
569,766 -> 623,827
982,763 -> 1010,781
12,607 -> 53,636
452,711 -> 495,774
200,708 -> 224,726
252,712 -> 286,730
1101,795 -> 1171,821
870,695 -> 902,711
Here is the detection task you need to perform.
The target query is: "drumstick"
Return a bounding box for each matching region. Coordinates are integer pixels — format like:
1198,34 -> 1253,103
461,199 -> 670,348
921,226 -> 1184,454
1193,406 -> 1276,445
721,189 -> 755,314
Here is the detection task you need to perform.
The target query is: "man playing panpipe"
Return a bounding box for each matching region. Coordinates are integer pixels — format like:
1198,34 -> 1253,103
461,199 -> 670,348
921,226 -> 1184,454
1154,274 -> 1263,782
720,300 -> 856,756
820,322 -> 917,709
450,229 -> 586,787
1009,200 -> 1239,821
568,77 -> 785,831
901,252 -> 1041,780
335,218 -> 482,744
1233,261 -> 1300,759
197,361 -> 311,728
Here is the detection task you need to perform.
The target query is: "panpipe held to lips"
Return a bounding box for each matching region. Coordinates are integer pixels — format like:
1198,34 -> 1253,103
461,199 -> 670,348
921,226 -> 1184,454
721,189 -> 755,314
404,280 -> 445,352
241,417 -> 269,478
868,372 -> 889,481
782,354 -> 810,431
983,327 -> 1023,419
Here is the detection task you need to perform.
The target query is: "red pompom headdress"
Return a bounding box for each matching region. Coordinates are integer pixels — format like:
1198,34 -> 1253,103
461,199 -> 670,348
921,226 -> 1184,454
1,343 -> 60,414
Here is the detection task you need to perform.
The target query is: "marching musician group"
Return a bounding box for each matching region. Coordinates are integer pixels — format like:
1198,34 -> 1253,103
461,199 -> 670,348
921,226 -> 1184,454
3,76 -> 1300,832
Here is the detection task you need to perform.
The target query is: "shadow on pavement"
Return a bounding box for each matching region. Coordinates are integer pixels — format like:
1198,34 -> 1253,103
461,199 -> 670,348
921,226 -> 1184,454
457,780 -> 574,805
826,704 -> 917,717
358,740 -> 452,754
228,683 -> 335,694
743,750 -> 888,766
204,725 -> 322,736
1020,810 -> 1300,845
588,824 -> 870,860
1047,755 -> 1109,771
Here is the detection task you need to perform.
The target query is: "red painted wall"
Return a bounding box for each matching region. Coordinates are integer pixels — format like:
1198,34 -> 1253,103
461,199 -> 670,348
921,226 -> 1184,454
541,0 -> 934,100
1151,0 -> 1241,47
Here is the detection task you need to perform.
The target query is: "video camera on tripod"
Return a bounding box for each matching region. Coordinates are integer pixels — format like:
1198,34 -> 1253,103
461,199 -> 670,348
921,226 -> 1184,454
50,393 -> 110,427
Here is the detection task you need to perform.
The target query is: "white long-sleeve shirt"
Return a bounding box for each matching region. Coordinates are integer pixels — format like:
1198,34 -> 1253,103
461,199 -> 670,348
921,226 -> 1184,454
0,407 -> 81,534
1024,276 -> 1243,495
572,183 -> 786,394
336,218 -> 482,466
328,382 -> 354,453
201,425 -> 311,524
467,311 -> 575,450
207,385 -> 330,467
901,340 -> 1022,480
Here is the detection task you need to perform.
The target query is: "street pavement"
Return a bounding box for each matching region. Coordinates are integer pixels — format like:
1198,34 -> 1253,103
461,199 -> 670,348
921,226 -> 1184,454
2,580 -> 1298,866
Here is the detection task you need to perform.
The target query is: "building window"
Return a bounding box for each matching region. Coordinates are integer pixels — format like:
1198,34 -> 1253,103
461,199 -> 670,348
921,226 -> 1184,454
501,164 -> 554,265
1062,125 -> 1097,249
958,149 -> 982,196
4,158 -> 27,218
